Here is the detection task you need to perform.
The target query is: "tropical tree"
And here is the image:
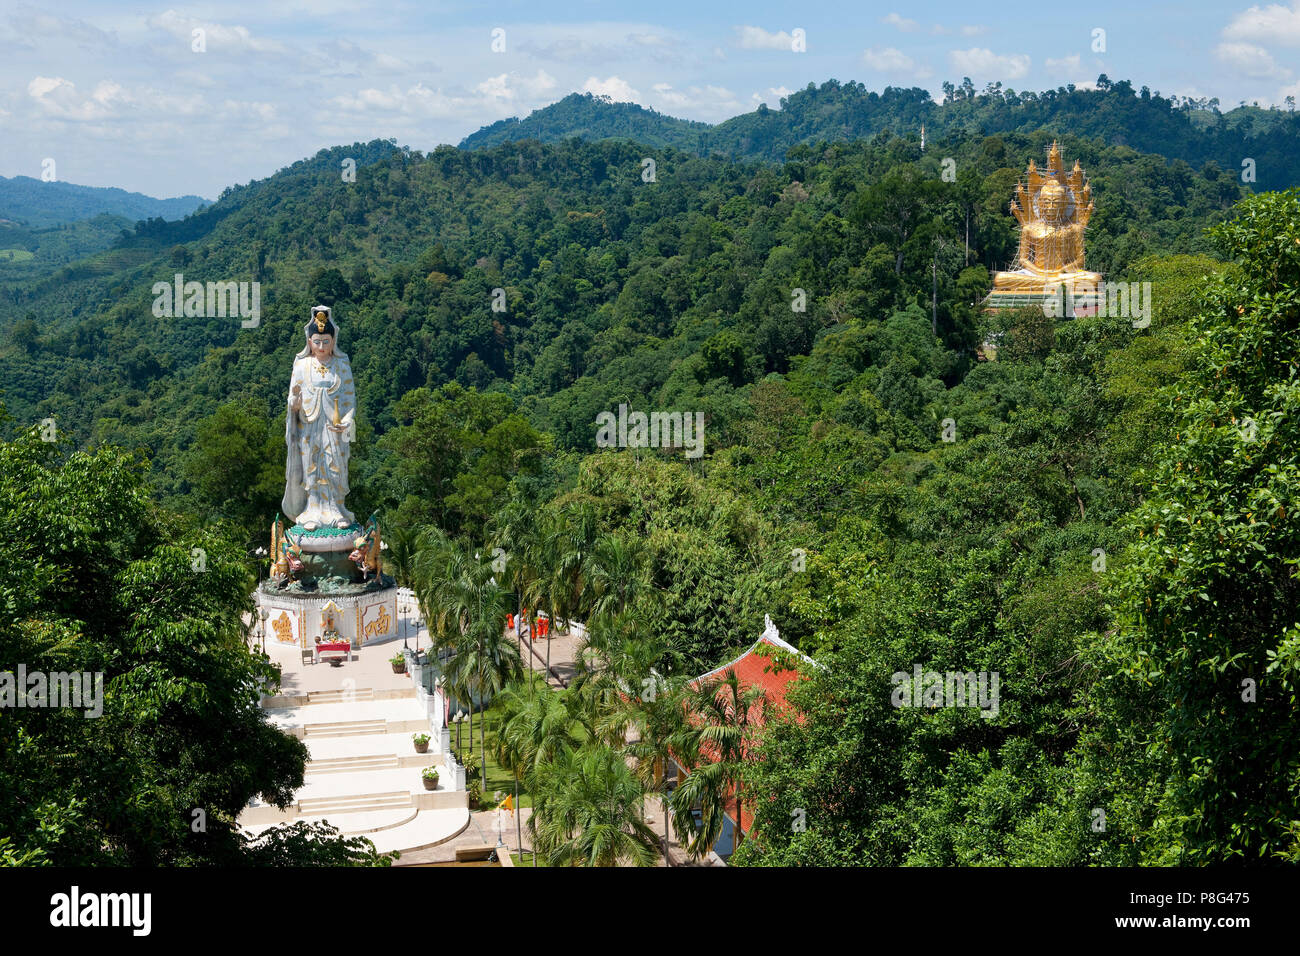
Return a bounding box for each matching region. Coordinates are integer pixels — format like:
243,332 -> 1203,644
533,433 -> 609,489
582,531 -> 651,621
0,421 -> 385,865
421,540 -> 523,789
488,497 -> 533,670
519,513 -> 566,682
671,669 -> 768,859
452,572 -> 523,790
384,525 -> 419,589
495,676 -> 585,776
1084,188 -> 1300,863
623,675 -> 694,864
412,530 -> 477,756
528,743 -> 660,867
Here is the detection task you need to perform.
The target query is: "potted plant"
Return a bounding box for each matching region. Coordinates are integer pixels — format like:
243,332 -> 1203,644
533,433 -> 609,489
466,776 -> 481,808
412,732 -> 430,754
390,653 -> 406,674
421,767 -> 440,791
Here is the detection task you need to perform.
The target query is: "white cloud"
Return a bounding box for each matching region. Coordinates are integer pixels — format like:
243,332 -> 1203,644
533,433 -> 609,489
27,75 -> 67,99
735,26 -> 794,50
477,74 -> 513,102
519,28 -> 680,64
948,48 -> 1031,80
475,70 -> 557,103
581,75 -> 642,103
960,25 -> 989,36
1214,41 -> 1292,78
1045,54 -> 1082,72
523,69 -> 558,96
329,82 -> 467,118
23,75 -> 208,122
147,9 -> 286,53
652,82 -> 739,111
27,75 -> 126,120
1223,2 -> 1300,45
8,7 -> 116,47
218,99 -> 276,121
748,87 -> 792,108
882,13 -> 919,32
863,46 -> 917,71
628,32 -> 671,48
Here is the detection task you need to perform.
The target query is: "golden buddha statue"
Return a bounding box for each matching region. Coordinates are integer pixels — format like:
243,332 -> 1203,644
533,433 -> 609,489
986,142 -> 1102,308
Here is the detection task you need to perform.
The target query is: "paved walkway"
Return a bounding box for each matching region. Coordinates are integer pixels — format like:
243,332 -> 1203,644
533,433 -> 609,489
257,608 -> 426,697
514,624 -> 582,689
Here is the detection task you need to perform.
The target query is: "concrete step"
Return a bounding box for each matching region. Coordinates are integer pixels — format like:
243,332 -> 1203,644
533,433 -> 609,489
305,754 -> 400,776
295,807 -> 420,835
308,687 -> 375,704
304,719 -> 387,738
299,790 -> 412,816
370,807 -> 474,855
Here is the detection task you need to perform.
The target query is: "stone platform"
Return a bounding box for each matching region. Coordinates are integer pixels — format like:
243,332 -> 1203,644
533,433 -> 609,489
256,584 -> 398,650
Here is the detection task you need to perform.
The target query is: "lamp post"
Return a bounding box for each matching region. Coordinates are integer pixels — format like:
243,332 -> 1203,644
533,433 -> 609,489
259,607 -> 268,654
402,600 -> 409,651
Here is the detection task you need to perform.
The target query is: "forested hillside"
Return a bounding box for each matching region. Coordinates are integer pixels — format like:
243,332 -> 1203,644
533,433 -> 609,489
3,83 -> 1299,865
0,123 -> 1248,670
0,214 -> 135,281
0,174 -> 208,228
463,79 -> 1300,191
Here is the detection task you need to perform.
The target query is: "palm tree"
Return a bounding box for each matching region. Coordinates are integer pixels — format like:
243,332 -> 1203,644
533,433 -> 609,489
670,668 -> 768,859
496,674 -> 589,866
623,675 -> 694,865
413,532 -> 479,764
528,743 -> 659,867
385,525 -> 419,589
519,515 -> 564,683
488,498 -> 532,669
583,532 -> 650,622
433,547 -> 523,791
571,612 -> 664,743
496,677 -> 585,778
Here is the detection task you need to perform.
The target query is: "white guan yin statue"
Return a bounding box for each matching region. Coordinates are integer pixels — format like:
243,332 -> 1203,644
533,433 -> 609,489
282,305 -> 357,532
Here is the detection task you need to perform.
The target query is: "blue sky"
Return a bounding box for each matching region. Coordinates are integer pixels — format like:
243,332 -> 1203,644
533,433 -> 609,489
1,1 -> 1296,199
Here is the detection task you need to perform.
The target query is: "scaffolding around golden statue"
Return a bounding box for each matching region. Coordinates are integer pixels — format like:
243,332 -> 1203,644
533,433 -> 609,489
984,141 -> 1104,314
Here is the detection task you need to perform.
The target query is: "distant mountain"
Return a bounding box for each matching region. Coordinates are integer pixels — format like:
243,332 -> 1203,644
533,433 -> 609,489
0,176 -> 210,228
460,92 -> 712,152
460,79 -> 1300,191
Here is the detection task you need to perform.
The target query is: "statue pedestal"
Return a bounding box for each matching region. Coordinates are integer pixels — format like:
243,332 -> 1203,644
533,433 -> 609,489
256,586 -> 398,649
984,270 -> 1103,314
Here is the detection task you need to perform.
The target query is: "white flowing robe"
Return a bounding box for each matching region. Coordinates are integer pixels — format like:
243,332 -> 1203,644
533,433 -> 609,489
282,353 -> 356,528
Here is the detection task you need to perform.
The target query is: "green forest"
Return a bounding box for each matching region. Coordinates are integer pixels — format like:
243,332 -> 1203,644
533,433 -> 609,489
2,74 -> 1299,866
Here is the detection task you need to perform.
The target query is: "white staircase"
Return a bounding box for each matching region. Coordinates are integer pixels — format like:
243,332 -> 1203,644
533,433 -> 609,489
304,718 -> 387,739
305,753 -> 400,776
299,790 -> 413,816
242,681 -> 470,854
308,687 -> 375,704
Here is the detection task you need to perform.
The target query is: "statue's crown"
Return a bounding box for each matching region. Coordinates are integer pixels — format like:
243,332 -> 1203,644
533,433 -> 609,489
309,305 -> 335,337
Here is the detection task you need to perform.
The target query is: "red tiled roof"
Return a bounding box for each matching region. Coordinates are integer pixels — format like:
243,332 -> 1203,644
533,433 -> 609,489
680,633 -> 815,835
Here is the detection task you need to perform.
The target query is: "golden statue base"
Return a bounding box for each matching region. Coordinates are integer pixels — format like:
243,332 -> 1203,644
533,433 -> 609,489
984,270 -> 1104,313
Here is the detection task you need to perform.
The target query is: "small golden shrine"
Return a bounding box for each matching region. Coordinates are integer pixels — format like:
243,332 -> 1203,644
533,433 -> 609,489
318,601 -> 344,644
985,141 -> 1102,310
